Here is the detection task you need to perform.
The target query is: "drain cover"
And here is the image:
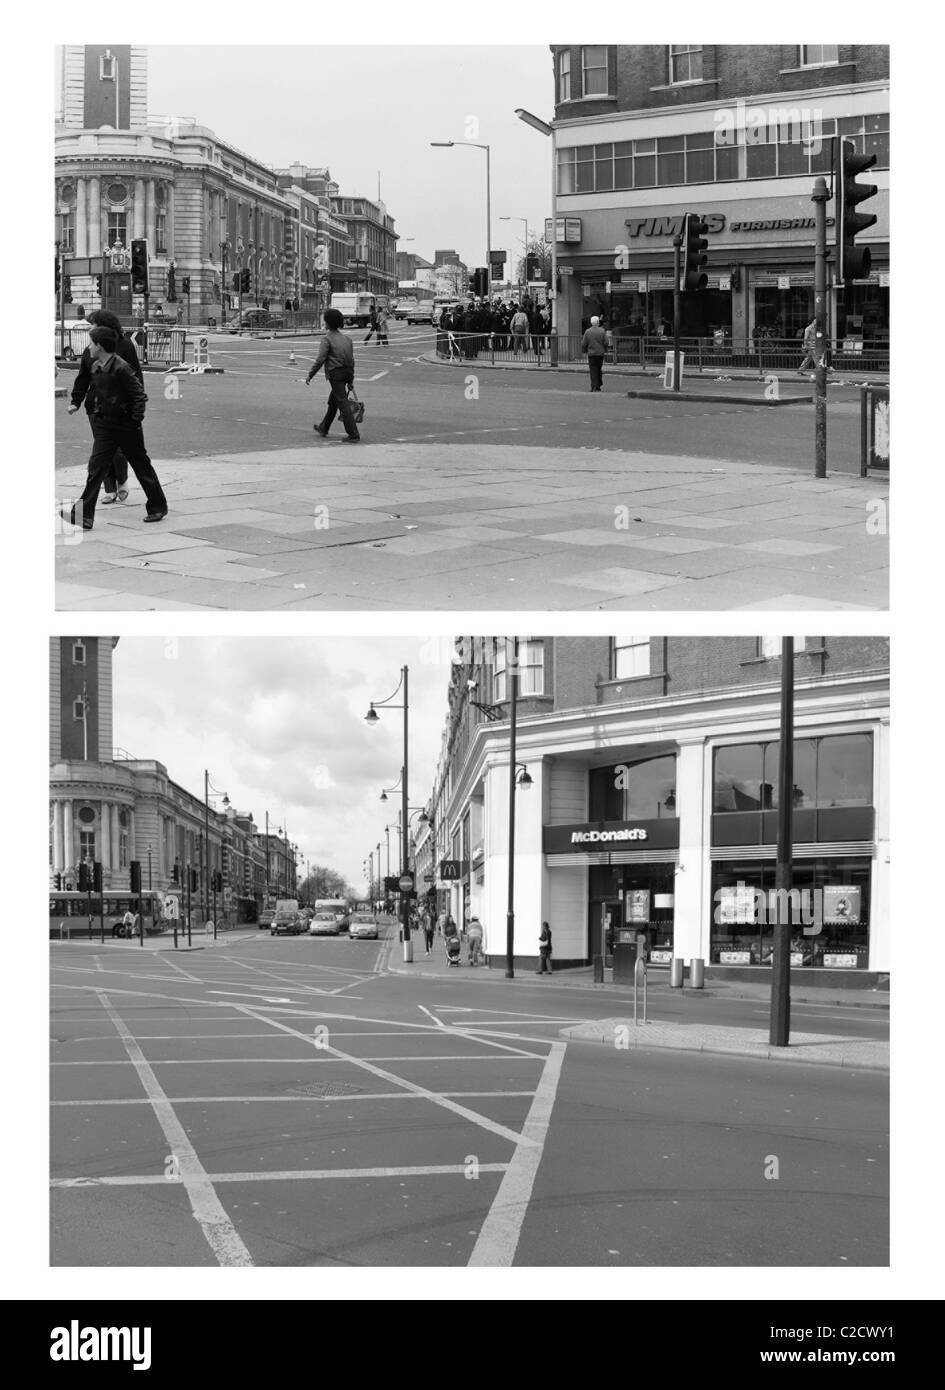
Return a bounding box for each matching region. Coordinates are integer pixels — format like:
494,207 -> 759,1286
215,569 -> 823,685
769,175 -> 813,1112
290,1080 -> 363,1097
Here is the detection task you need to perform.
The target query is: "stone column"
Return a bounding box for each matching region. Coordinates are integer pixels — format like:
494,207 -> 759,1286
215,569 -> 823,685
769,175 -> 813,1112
673,737 -> 710,966
145,179 -> 155,249
101,801 -> 111,870
75,178 -> 88,258
63,802 -> 74,872
129,808 -> 136,863
111,805 -> 121,870
166,182 -> 175,264
133,177 -> 146,240
52,803 -> 64,874
88,175 -> 101,256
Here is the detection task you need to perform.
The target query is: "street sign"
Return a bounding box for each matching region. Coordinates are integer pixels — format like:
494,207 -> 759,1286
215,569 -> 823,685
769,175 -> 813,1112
423,873 -> 435,883
439,859 -> 461,880
398,873 -> 414,892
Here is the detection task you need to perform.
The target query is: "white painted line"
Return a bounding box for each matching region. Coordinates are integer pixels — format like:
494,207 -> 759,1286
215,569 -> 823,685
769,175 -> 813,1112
53,1091 -> 537,1107
418,1004 -> 445,1029
53,1163 -> 509,1187
53,1055 -> 544,1065
162,957 -> 202,983
468,1041 -> 567,1267
207,991 -> 293,1002
361,371 -> 389,382
95,991 -> 253,1267
230,1003 -> 540,1149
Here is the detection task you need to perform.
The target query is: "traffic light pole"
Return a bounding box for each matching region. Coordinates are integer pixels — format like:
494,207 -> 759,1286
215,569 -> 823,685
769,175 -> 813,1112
812,176 -> 830,479
672,234 -> 683,394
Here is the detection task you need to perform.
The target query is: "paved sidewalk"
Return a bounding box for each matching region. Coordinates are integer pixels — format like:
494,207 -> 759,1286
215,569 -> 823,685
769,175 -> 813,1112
560,1018 -> 889,1071
50,929 -> 263,952
55,441 -> 888,610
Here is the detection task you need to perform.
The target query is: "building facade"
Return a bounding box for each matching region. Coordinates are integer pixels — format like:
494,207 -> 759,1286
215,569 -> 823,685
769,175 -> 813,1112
330,195 -> 398,297
425,637 -> 889,981
49,638 -> 297,924
549,44 -> 889,345
276,166 -> 353,305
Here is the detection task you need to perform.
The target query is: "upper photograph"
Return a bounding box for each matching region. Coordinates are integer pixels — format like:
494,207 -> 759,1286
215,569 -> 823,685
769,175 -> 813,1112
54,43 -> 889,612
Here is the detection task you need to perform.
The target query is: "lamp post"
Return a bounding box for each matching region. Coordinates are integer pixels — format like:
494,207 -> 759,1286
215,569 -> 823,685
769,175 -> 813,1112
366,667 -> 410,960
147,845 -> 152,891
431,141 -> 491,298
504,637 -> 534,978
500,216 -> 530,297
515,109 -> 557,363
204,771 -> 228,926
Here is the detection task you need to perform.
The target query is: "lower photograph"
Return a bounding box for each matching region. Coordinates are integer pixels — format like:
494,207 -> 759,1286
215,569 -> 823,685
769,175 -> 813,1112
48,634 -> 889,1267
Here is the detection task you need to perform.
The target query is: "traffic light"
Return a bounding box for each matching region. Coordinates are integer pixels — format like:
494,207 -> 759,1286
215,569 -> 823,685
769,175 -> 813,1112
525,253 -> 540,282
93,861 -> 104,893
95,275 -> 103,295
181,276 -> 190,296
189,867 -> 198,892
130,238 -> 149,294
63,274 -> 73,304
54,873 -> 62,890
130,860 -> 142,894
213,871 -> 223,892
467,272 -> 477,295
78,862 -> 91,893
835,136 -> 878,283
232,272 -> 240,291
55,257 -> 60,295
172,861 -> 180,884
682,213 -> 709,291
240,267 -> 251,294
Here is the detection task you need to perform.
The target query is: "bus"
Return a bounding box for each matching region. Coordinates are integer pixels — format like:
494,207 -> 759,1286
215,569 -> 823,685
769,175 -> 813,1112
49,889 -> 170,939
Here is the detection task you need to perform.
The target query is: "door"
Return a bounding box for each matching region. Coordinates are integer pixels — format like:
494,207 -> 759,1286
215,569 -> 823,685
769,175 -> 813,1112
600,900 -> 622,966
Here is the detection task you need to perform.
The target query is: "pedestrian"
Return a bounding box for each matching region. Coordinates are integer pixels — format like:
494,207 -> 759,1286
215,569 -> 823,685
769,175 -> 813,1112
467,914 -> 483,966
423,911 -> 435,954
798,318 -> 818,375
306,307 -> 361,443
581,315 -> 607,391
363,305 -> 378,343
437,909 -> 447,938
537,920 -> 553,975
528,302 -> 543,358
71,309 -> 143,507
62,325 -> 168,532
510,304 -> 529,355
374,304 -> 390,346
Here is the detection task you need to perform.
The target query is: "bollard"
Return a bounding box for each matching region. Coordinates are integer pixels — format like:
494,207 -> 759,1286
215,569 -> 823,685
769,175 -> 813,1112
403,937 -> 413,963
670,957 -> 684,988
634,957 -> 648,1024
593,954 -> 604,983
689,957 -> 705,989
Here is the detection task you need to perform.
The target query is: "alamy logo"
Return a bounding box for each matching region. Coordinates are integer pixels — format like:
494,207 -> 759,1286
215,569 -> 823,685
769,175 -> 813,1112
50,1321 -> 151,1371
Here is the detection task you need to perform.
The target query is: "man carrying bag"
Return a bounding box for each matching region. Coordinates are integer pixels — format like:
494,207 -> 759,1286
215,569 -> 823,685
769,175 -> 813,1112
306,307 -> 361,443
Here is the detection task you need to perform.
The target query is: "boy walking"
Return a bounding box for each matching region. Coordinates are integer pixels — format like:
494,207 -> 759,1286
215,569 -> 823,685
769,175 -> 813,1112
307,308 -> 361,442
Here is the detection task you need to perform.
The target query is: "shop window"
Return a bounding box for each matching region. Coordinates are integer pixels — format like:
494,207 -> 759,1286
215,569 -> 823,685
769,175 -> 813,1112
710,857 -> 870,967
557,49 -> 571,103
612,636 -> 650,679
589,755 -> 677,821
817,734 -> 873,808
746,142 -> 777,179
685,133 -> 715,184
714,743 -> 764,812
800,45 -> 839,67
669,44 -> 703,83
657,135 -> 685,186
762,738 -> 817,808
581,46 -> 610,97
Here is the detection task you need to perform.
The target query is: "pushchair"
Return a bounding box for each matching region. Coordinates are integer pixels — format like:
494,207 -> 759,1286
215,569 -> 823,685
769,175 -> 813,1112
446,934 -> 462,967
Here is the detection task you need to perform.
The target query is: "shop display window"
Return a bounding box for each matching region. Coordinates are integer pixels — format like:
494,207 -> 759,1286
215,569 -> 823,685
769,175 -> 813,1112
710,858 -> 871,967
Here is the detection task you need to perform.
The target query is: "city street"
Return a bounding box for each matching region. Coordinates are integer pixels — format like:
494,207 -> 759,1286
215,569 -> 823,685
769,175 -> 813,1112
51,924 -> 888,1267
55,326 -> 888,612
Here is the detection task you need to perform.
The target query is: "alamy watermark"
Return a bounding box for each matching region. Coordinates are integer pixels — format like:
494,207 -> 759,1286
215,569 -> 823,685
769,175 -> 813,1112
713,101 -> 825,152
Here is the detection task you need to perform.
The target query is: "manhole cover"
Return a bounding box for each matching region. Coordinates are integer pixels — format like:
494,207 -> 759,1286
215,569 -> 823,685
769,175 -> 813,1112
290,1081 -> 364,1097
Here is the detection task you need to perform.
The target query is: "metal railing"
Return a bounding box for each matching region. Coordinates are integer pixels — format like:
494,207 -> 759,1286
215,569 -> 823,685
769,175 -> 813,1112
434,331 -> 889,376
54,323 -> 187,368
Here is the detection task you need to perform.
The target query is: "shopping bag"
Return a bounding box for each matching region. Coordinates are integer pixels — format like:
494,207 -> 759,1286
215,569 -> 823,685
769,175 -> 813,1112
347,385 -> 366,424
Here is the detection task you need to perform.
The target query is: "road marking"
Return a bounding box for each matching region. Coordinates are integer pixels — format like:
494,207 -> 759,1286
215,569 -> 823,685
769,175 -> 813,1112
53,1163 -> 509,1186
361,371 -> 389,382
94,991 -> 253,1267
418,1004 -> 445,1028
468,1041 -> 567,1267
53,1091 -> 537,1107
207,990 -> 293,1002
53,1055 -> 544,1065
230,1003 -> 540,1148
163,956 -> 202,983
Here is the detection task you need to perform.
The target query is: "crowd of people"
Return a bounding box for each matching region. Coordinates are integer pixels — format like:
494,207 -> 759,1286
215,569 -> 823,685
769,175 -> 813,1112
436,295 -> 552,359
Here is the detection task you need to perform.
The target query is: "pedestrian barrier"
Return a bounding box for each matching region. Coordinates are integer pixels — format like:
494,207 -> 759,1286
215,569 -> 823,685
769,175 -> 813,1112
860,384 -> 890,474
144,325 -> 187,368
55,323 -> 92,361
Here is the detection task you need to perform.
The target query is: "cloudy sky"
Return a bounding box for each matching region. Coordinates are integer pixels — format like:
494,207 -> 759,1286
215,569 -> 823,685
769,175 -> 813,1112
60,45 -> 555,273
112,636 -> 461,893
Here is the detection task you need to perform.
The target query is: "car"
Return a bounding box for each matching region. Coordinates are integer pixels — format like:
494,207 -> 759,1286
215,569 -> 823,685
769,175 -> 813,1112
408,300 -> 436,324
348,912 -> 378,940
393,299 -> 416,321
227,308 -> 285,335
271,898 -> 303,935
308,912 -> 340,936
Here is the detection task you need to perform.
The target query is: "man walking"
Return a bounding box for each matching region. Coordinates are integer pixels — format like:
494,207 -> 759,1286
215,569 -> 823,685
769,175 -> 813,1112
307,307 -> 361,443
62,325 -> 168,531
537,920 -> 553,975
467,914 -> 484,966
797,318 -> 819,375
374,304 -> 390,346
581,316 -> 607,391
70,309 -> 142,506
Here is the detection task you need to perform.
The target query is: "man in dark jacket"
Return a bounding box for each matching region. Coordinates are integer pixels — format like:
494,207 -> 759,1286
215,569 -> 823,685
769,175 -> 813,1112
581,316 -> 608,391
70,310 -> 143,505
306,307 -> 360,441
63,326 -> 168,531
537,921 -> 553,975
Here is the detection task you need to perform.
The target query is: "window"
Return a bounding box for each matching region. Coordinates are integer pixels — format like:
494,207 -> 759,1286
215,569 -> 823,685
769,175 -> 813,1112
156,212 -> 167,255
99,50 -> 116,81
657,134 -> 685,186
72,641 -> 86,666
73,699 -> 85,721
119,832 -> 129,869
816,733 -> 873,807
714,734 -> 873,812
492,639 -> 544,702
613,637 -> 650,679
57,212 -> 75,254
800,45 -> 839,67
107,211 -> 127,248
670,45 -> 703,83
581,46 -> 609,97
714,744 -> 765,812
759,636 -> 808,658
80,831 -> 96,861
589,755 -> 677,821
558,49 -> 571,102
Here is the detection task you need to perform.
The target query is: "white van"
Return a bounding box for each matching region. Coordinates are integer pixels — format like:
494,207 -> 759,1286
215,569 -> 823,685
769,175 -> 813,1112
329,293 -> 376,327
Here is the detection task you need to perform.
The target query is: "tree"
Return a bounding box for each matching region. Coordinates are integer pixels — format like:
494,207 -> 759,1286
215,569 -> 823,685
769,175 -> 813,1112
298,865 -> 351,905
515,238 -> 551,287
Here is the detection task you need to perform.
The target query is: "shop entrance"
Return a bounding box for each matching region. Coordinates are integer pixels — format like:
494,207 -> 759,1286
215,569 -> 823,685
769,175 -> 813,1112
589,864 -> 676,965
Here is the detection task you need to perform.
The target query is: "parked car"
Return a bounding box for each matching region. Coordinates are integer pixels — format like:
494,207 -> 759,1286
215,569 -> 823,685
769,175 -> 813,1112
349,912 -> 378,940
227,308 -> 285,334
409,299 -> 436,325
308,912 -> 340,936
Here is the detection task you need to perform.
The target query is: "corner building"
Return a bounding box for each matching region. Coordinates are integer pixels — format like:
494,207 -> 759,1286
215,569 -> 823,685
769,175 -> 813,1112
549,45 -> 889,346
431,637 -> 889,983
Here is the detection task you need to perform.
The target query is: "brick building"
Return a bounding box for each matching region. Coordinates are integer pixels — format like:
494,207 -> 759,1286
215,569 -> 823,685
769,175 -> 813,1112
421,636 -> 889,980
548,44 -> 889,345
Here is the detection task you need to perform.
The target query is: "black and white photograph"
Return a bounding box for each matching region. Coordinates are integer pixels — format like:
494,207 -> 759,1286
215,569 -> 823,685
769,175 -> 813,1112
48,634 -> 889,1268
53,41 -> 889,611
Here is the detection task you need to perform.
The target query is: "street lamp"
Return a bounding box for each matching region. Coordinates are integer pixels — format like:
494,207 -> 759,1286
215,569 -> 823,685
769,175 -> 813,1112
204,771 -> 229,936
431,140 -> 492,298
365,666 -> 411,960
514,109 -> 557,363
504,637 -> 533,978
500,216 -> 530,296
